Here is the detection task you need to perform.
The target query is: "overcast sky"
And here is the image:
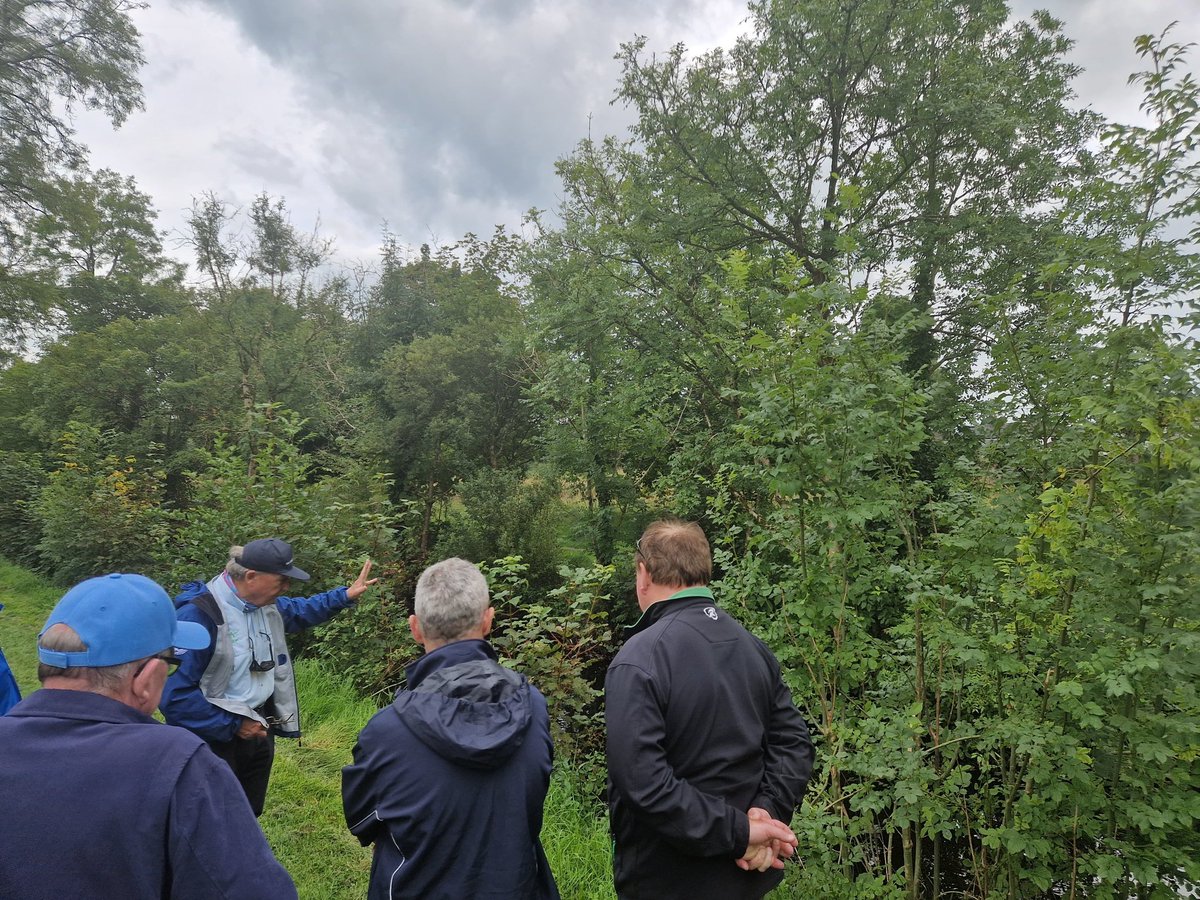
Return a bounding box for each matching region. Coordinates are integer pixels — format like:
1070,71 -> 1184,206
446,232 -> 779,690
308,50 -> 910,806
73,0 -> 1199,276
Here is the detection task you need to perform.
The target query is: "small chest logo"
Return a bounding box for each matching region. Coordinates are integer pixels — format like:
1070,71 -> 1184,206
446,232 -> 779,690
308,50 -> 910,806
704,606 -> 719,621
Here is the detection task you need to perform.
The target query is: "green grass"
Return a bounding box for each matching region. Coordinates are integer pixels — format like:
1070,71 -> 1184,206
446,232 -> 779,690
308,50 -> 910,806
262,663 -> 377,897
0,560 -> 60,696
542,769 -> 617,900
0,560 -> 617,900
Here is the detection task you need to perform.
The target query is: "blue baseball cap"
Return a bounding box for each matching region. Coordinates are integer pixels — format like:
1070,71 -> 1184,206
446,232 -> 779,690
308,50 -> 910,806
38,573 -> 210,668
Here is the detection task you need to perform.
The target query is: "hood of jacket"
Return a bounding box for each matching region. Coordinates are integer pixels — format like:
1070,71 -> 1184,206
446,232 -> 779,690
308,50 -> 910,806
393,639 -> 533,770
175,580 -> 211,604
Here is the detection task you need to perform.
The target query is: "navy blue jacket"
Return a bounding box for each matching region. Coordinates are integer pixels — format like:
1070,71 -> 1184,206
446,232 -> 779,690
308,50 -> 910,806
161,579 -> 353,741
0,602 -> 21,715
0,689 -> 296,899
0,648 -> 19,716
343,639 -> 559,900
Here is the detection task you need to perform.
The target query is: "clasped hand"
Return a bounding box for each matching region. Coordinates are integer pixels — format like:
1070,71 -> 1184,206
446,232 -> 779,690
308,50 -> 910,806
736,807 -> 797,873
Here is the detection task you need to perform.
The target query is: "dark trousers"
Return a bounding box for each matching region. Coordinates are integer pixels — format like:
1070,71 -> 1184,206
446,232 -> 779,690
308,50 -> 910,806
207,733 -> 275,817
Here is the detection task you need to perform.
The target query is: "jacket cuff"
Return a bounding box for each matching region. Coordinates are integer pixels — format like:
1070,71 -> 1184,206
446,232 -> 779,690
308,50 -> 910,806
732,809 -> 750,858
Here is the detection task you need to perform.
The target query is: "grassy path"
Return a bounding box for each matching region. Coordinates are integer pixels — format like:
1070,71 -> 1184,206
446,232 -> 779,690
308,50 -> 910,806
0,561 -> 615,899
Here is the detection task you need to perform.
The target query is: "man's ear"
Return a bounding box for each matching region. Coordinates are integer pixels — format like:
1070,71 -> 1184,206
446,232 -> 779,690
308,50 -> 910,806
481,606 -> 495,637
408,614 -> 424,647
635,560 -> 650,592
129,658 -> 161,715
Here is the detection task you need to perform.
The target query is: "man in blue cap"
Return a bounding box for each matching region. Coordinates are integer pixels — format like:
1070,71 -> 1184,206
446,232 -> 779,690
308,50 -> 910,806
0,573 -> 297,899
162,537 -> 378,815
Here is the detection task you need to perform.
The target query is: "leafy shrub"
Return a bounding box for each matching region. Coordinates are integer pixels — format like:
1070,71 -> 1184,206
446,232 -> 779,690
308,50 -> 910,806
158,406 -> 328,585
159,405 -> 411,582
36,423 -> 166,584
433,467 -> 567,591
486,556 -> 617,798
0,451 -> 46,567
158,404 -> 424,695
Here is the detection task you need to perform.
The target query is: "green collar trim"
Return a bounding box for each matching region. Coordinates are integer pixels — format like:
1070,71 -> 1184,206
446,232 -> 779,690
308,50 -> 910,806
665,586 -> 714,602
625,586 -> 715,633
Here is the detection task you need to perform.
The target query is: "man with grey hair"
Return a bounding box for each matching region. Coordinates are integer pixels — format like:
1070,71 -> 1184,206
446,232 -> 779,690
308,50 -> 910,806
161,536 -> 378,816
0,573 -> 297,898
342,557 -> 559,900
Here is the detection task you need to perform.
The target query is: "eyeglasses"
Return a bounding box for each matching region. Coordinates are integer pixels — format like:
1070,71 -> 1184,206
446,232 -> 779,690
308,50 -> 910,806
248,630 -> 276,673
136,652 -> 182,678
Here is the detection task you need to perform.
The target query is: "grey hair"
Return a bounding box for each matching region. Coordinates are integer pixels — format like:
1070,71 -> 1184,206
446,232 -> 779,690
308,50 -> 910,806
414,558 -> 490,642
225,545 -> 250,580
37,623 -> 144,694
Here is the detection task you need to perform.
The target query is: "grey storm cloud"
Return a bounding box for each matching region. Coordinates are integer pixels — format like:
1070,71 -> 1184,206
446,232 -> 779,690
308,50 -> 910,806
185,0 -> 729,240
214,133 -> 306,188
153,0 -> 1195,252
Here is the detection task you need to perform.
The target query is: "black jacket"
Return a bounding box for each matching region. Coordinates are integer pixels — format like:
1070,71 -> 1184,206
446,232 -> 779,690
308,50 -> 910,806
342,639 -> 559,900
605,588 -> 814,899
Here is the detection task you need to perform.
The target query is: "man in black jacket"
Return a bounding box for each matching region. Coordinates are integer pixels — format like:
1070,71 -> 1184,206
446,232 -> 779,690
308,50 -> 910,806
342,557 -> 559,900
605,519 -> 814,899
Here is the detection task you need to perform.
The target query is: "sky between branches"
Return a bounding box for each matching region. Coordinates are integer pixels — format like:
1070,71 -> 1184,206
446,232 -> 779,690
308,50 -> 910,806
72,0 -> 1200,275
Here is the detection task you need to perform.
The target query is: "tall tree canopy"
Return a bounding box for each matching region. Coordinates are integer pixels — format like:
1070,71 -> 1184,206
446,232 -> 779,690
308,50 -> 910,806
0,0 -> 145,347
531,0 -> 1092,551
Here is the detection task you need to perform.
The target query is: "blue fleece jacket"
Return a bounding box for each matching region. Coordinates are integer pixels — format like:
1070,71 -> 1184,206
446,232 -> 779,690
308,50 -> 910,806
0,602 -> 21,715
0,689 -> 296,899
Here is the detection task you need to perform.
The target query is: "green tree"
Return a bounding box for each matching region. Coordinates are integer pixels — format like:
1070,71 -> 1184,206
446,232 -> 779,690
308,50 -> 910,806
185,191 -> 332,304
433,467 -> 567,590
0,310 -> 236,479
0,0 -> 145,345
27,167 -> 187,333
532,0 -> 1089,555
683,27 -> 1200,900
350,231 -> 534,551
183,192 -> 350,449
245,192 -> 332,302
379,320 -> 531,552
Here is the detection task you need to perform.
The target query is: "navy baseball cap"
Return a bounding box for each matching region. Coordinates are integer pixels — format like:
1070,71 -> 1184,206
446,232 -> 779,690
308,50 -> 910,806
236,538 -> 310,581
38,573 -> 210,668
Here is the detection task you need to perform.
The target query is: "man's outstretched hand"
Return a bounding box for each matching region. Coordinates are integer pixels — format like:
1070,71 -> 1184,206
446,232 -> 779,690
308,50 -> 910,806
347,559 -> 380,602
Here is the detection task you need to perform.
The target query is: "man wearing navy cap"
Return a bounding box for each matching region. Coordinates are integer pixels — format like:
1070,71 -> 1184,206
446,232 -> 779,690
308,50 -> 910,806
0,573 -> 297,899
162,538 -> 378,816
